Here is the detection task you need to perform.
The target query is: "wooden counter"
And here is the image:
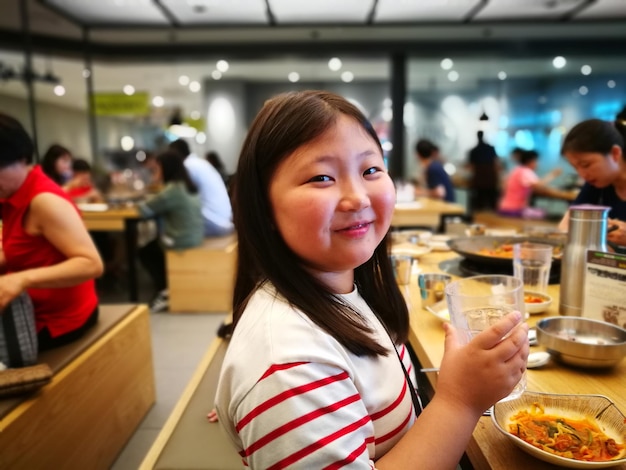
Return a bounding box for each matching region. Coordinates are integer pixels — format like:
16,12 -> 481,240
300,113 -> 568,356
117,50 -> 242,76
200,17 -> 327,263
409,251 -> 626,470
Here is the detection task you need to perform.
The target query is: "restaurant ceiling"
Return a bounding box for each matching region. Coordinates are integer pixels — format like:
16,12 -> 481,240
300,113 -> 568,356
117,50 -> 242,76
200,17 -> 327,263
0,0 -> 625,112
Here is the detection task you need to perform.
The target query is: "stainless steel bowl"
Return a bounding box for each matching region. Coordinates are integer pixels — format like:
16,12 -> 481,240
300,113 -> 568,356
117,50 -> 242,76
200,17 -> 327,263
536,316 -> 626,368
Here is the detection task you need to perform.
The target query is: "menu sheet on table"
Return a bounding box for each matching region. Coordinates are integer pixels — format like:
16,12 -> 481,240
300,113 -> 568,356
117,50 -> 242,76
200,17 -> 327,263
583,250 -> 626,329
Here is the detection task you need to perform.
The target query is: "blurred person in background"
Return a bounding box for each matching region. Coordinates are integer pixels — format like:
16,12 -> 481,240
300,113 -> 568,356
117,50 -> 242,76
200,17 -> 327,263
559,119 -> 626,248
41,144 -> 73,186
63,158 -> 104,203
205,150 -> 231,185
466,131 -> 501,212
0,113 -> 103,350
498,149 -> 563,219
169,139 -> 234,237
137,150 -> 204,312
413,139 -> 455,202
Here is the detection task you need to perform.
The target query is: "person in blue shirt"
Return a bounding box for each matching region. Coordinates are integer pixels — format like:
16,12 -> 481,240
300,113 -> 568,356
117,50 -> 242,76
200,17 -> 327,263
413,139 -> 456,202
559,119 -> 626,248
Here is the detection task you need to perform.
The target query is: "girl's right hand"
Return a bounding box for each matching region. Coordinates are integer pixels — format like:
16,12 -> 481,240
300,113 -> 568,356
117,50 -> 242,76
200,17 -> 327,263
435,312 -> 529,415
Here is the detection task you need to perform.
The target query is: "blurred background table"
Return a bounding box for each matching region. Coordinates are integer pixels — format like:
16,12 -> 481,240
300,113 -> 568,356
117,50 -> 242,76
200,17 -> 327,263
80,205 -> 141,302
392,199 -> 466,230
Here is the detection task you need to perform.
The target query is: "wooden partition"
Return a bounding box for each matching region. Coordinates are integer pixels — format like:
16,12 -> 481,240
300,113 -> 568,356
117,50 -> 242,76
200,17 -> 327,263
0,304 -> 156,469
166,234 -> 237,313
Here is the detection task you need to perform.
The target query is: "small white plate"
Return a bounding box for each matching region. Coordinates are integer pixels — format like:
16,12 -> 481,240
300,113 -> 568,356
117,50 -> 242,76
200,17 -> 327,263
527,351 -> 551,368
524,292 -> 553,314
77,202 -> 109,212
425,300 -> 450,323
391,243 -> 432,259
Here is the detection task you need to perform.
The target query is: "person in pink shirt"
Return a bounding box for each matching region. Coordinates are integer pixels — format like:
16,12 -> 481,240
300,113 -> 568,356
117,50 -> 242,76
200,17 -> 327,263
498,150 -> 563,218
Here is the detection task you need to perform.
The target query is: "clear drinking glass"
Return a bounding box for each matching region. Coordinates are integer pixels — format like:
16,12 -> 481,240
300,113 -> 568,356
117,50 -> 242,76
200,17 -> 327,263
513,242 -> 553,295
390,254 -> 413,308
445,275 -> 526,401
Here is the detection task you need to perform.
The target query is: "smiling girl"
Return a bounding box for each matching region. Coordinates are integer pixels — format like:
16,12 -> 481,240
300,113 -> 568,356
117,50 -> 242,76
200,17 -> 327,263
215,91 -> 528,469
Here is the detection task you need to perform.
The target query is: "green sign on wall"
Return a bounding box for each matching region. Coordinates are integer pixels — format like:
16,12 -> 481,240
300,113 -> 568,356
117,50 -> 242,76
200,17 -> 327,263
92,92 -> 150,116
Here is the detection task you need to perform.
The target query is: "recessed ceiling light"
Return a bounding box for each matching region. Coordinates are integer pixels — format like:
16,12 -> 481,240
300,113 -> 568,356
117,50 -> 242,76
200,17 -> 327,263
178,75 -> 190,86
152,96 -> 164,107
288,72 -> 300,83
341,71 -> 354,83
216,60 -> 229,73
329,58 -> 342,71
497,71 -> 507,81
608,80 -> 616,89
211,70 -> 222,80
123,85 -> 135,95
581,65 -> 592,76
120,136 -> 134,151
579,86 -> 588,95
53,85 -> 65,96
440,58 -> 453,70
447,70 -> 459,82
552,56 -> 566,69
189,81 -> 201,92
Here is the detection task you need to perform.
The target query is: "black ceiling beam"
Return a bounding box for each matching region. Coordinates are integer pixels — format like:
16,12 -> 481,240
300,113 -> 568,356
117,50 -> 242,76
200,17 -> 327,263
463,0 -> 489,23
264,0 -> 276,26
1,28 -> 624,62
152,0 -> 181,27
561,0 -> 598,21
365,0 -> 379,25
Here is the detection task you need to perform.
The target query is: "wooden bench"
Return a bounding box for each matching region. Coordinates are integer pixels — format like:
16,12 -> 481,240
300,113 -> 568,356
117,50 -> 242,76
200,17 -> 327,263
166,234 -> 237,313
0,304 -> 156,470
140,336 -> 241,469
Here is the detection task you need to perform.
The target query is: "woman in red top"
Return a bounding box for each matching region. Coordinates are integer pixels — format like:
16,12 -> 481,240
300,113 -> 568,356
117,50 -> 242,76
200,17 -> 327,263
0,113 -> 103,350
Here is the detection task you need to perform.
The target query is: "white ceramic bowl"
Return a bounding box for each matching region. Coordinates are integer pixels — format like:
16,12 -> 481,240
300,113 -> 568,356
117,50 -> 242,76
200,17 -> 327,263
524,291 -> 553,314
492,391 -> 626,468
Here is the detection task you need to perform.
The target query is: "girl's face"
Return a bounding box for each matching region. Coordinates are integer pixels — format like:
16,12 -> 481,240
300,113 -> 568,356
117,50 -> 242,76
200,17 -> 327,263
55,154 -> 73,178
565,145 -> 623,188
269,114 -> 395,293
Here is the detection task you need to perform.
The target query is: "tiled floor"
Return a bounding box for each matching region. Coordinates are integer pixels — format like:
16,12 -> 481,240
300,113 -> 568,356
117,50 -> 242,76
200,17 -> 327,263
97,269 -> 227,470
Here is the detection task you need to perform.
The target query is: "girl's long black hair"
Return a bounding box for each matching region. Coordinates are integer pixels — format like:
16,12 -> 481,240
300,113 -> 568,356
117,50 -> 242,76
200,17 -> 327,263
231,90 -> 408,357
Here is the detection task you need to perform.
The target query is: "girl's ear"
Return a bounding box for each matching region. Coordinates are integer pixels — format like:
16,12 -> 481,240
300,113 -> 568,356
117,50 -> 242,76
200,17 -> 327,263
610,144 -> 623,164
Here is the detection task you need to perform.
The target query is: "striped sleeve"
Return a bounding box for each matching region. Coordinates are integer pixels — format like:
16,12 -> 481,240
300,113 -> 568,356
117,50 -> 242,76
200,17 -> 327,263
232,361 -> 377,469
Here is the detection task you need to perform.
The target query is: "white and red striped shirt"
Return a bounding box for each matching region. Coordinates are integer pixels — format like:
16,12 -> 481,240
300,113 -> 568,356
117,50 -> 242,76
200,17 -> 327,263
215,284 -> 417,469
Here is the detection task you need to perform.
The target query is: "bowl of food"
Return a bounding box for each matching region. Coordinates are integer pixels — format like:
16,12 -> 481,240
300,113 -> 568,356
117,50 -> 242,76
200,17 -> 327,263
492,391 -> 626,468
524,291 -> 553,314
536,317 -> 626,368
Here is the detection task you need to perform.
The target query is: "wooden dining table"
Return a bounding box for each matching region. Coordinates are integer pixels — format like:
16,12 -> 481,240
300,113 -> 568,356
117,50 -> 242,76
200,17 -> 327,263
407,250 -> 626,470
80,205 -> 142,302
392,198 -> 466,229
